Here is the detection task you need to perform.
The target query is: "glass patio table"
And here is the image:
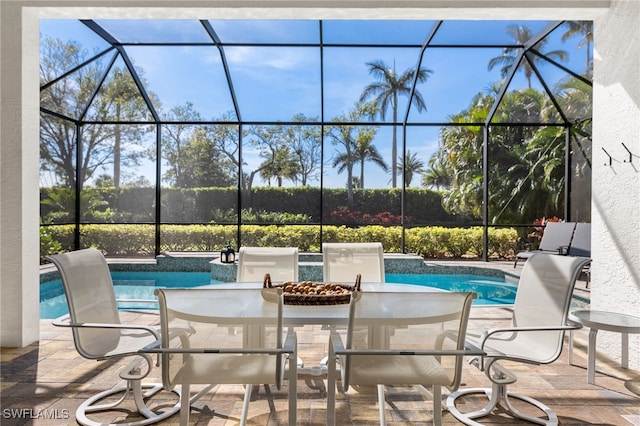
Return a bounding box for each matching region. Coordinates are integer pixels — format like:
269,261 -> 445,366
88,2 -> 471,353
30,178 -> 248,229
201,282 -> 444,326
161,283 -> 456,424
569,309 -> 640,384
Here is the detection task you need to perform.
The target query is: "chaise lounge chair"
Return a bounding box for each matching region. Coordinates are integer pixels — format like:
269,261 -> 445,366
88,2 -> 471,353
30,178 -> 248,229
514,221 -> 576,267
568,222 -> 592,287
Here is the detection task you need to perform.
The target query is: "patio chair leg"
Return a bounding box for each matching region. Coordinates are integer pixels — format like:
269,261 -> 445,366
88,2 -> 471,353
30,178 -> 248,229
446,381 -> 558,426
432,385 -> 442,426
241,384 -> 253,426
377,384 -> 386,426
76,379 -> 181,426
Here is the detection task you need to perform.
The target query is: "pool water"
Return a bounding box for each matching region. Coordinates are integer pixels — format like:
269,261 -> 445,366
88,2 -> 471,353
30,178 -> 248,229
386,273 -> 517,306
40,271 -> 516,319
40,271 -> 215,319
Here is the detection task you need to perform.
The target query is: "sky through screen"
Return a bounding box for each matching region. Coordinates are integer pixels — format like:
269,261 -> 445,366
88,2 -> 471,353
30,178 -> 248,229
40,19 -> 591,189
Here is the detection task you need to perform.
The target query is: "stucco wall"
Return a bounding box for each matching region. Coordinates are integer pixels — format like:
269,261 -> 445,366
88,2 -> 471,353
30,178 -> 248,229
591,0 -> 640,368
1,1 -> 638,372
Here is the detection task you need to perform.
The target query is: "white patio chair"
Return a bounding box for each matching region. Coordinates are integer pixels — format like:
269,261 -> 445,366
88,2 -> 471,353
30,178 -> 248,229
237,246 -> 299,283
447,253 -> 592,425
236,246 -> 303,368
514,221 -> 576,267
46,248 -> 181,426
320,242 -> 385,369
148,288 -> 297,426
327,291 -> 478,426
322,242 -> 385,283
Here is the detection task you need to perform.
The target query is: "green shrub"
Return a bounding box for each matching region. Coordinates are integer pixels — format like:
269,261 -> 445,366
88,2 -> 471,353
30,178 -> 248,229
487,227 -> 519,259
41,186 -> 465,225
39,224 -> 62,262
240,209 -> 312,224
161,224 -> 236,251
40,223 -> 519,261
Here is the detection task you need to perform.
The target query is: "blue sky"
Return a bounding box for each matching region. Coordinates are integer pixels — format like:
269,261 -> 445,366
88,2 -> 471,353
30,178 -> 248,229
40,19 -> 591,189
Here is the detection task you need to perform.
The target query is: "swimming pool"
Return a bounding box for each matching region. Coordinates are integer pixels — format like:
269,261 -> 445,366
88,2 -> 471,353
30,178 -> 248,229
386,273 -> 516,305
40,271 -> 516,319
40,271 -> 216,319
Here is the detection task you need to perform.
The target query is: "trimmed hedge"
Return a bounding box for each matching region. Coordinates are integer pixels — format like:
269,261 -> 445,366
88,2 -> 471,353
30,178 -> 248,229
41,186 -> 464,225
41,224 -> 518,260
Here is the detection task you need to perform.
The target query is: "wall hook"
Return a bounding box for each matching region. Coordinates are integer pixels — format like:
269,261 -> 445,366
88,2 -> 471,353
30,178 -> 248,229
622,143 -> 633,163
602,147 -> 612,166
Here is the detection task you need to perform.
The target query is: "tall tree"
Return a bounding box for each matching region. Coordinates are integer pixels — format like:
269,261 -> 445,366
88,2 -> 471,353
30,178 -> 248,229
175,127 -> 237,188
162,110 -> 238,188
204,111 -> 243,188
488,25 -> 568,89
161,103 -> 202,186
359,60 -> 432,188
561,21 -> 594,76
421,155 -> 453,190
327,102 -> 378,207
259,145 -> 301,187
40,37 -> 153,190
98,67 -> 150,187
398,150 -> 424,187
431,84 -> 571,224
352,138 -> 387,189
283,114 -> 322,187
248,125 -> 300,187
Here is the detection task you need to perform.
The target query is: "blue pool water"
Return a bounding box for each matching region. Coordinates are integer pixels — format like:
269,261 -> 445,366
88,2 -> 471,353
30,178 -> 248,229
40,271 -> 215,319
386,273 -> 517,306
40,272 -> 516,319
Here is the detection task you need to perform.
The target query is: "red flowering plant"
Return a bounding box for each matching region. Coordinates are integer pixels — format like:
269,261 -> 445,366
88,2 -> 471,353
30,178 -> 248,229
329,208 -> 411,225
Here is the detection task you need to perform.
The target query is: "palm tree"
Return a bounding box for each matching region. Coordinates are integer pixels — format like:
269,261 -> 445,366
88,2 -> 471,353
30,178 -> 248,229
488,25 -> 568,89
561,21 -> 593,75
327,102 -> 378,207
360,60 -> 432,188
259,145 -> 300,187
396,150 -> 424,187
353,139 -> 387,189
421,157 -> 452,190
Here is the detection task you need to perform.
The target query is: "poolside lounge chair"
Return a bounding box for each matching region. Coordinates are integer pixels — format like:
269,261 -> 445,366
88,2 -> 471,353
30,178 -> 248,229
46,248 -> 181,426
447,253 -> 591,425
568,223 -> 592,287
514,221 -> 576,267
327,291 -> 478,426
568,222 -> 591,257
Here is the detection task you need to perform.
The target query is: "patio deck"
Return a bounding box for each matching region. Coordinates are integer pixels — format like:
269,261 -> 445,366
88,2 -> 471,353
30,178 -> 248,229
3,262 -> 639,425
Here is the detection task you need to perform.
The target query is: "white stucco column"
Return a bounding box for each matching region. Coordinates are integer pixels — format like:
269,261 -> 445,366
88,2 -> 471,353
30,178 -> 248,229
591,0 -> 640,369
0,2 -> 41,346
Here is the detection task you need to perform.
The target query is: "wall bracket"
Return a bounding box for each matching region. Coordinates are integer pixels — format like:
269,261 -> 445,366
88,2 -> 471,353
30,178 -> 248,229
602,147 -> 612,166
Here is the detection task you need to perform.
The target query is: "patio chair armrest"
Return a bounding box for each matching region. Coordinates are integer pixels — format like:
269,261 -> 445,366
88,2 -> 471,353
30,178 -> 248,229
332,348 -> 485,357
52,314 -> 160,339
116,298 -> 159,311
139,346 -> 293,356
116,298 -> 158,305
479,324 -> 582,348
